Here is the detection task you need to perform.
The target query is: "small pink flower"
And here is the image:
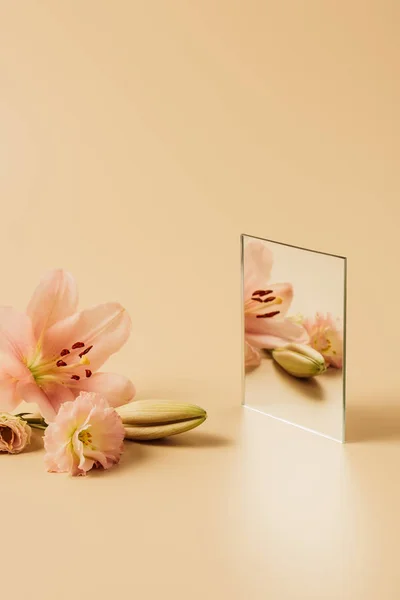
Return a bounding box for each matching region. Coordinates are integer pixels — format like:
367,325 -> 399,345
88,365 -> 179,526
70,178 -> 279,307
243,239 -> 309,350
0,413 -> 32,454
44,392 -> 125,476
303,313 -> 343,368
0,269 -> 135,422
244,341 -> 261,372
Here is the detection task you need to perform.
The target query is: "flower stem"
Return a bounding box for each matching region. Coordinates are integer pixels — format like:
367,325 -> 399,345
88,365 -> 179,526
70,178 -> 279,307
16,414 -> 48,430
29,423 -> 47,431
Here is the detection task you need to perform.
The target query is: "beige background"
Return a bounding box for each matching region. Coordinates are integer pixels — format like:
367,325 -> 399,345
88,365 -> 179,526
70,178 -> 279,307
244,235 -> 345,440
0,1 -> 399,599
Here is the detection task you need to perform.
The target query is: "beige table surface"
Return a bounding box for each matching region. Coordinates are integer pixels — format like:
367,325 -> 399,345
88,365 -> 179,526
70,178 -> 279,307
3,396 -> 400,600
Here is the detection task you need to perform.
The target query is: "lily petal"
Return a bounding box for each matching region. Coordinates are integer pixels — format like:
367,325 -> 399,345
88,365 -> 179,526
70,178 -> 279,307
0,372 -> 19,412
243,239 -> 274,300
44,303 -> 132,371
27,269 -> 79,342
244,341 -> 261,372
246,318 -> 309,350
0,353 -> 34,412
17,382 -> 58,423
0,307 -> 35,361
71,373 -> 135,407
41,383 -> 76,417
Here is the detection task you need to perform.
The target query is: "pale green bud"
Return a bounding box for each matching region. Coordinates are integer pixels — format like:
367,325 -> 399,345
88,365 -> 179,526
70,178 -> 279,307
272,343 -> 326,378
116,400 -> 207,440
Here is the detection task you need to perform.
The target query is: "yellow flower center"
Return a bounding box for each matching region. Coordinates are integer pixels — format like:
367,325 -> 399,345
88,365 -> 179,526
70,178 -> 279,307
78,429 -> 93,446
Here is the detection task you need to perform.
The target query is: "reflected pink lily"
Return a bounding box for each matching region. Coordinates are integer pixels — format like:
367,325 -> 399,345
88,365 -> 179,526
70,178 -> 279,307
244,239 -> 308,350
244,341 -> 261,372
0,270 -> 135,422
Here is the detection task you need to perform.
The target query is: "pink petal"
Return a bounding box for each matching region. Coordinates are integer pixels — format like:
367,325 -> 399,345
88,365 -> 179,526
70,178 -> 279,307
41,383 -> 75,417
244,341 -> 261,372
44,427 -> 77,473
243,239 -> 274,300
27,270 -> 79,342
72,431 -> 94,472
0,354 -> 34,412
44,392 -> 124,475
0,373 -> 19,412
43,303 -> 132,371
18,382 -> 58,423
246,318 -> 309,349
71,373 -> 135,407
328,356 -> 343,369
82,448 -> 109,469
0,307 -> 35,360
269,283 -> 293,318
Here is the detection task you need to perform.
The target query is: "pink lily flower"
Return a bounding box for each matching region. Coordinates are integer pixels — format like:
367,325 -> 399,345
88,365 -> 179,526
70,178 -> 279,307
0,270 -> 135,422
243,239 -> 309,350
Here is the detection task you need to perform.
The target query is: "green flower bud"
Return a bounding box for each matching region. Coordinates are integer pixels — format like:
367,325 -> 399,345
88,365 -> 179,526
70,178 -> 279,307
116,400 -> 207,440
272,343 -> 326,379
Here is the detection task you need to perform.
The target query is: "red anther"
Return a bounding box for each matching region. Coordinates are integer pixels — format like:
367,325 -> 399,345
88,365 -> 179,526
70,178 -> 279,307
79,345 -> 93,358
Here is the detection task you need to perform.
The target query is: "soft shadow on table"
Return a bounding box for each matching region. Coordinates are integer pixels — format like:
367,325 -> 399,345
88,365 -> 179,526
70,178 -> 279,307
132,431 -> 233,449
346,398 -> 400,442
271,361 -> 327,402
89,431 -> 233,477
89,441 -> 150,477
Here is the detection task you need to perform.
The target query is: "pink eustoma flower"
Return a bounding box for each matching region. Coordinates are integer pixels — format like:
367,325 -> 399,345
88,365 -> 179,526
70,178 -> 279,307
303,312 -> 343,368
243,239 -> 309,350
0,413 -> 32,454
44,392 -> 125,476
0,270 -> 135,422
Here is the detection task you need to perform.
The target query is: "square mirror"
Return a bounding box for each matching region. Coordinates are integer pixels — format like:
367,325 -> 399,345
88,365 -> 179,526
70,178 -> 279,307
241,234 -> 346,442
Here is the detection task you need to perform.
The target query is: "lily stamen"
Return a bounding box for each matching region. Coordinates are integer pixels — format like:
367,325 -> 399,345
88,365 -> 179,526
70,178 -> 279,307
244,290 -> 283,318
256,310 -> 281,319
79,345 -> 93,358
72,342 -> 85,349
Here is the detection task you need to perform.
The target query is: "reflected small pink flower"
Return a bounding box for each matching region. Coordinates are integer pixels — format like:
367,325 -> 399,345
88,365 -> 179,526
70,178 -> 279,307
44,392 -> 125,476
303,313 -> 343,369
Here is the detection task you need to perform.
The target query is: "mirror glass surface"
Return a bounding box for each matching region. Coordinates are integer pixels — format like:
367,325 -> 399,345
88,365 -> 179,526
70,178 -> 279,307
242,234 -> 346,442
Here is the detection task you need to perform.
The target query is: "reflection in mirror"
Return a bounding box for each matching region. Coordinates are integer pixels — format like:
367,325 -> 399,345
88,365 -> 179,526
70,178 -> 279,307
242,234 -> 346,442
